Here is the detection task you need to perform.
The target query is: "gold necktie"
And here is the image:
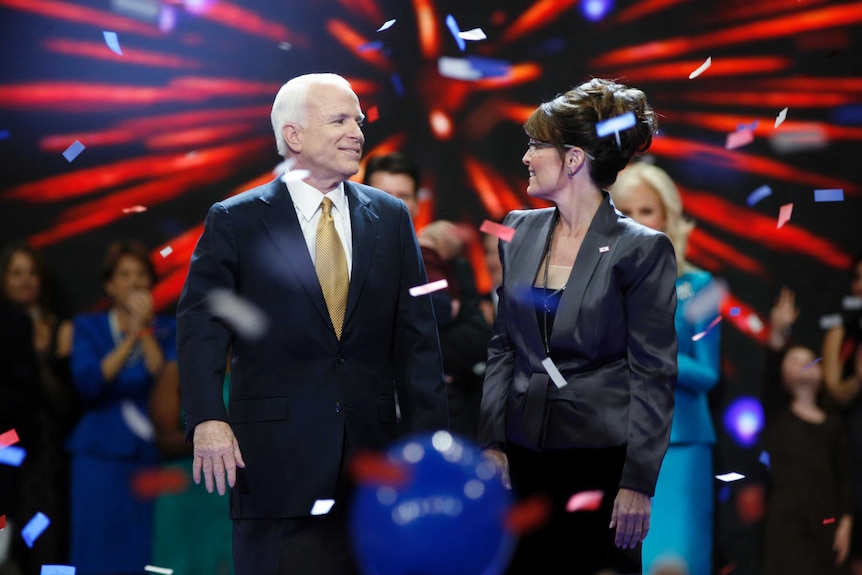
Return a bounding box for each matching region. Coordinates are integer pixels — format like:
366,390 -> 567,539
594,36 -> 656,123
315,197 -> 349,339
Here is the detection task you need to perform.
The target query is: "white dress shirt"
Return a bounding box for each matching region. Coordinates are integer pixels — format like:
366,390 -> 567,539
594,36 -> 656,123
286,179 -> 353,279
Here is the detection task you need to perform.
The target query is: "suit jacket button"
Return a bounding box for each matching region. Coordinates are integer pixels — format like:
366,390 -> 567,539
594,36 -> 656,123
337,355 -> 345,364
334,402 -> 343,413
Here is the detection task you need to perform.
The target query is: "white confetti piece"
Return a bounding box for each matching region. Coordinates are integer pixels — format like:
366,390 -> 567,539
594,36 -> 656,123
409,279 -> 448,297
688,57 -> 711,79
121,400 -> 154,442
144,566 -> 174,575
311,499 -> 335,515
103,31 -> 123,55
541,357 -> 568,389
843,296 -> 862,310
716,472 -> 745,482
207,289 -> 269,340
566,490 -> 604,512
159,246 -> 173,258
598,246 -> 609,253
377,19 -> 396,32
596,112 -> 636,138
458,28 -> 487,41
819,314 -> 843,330
774,107 -> 788,128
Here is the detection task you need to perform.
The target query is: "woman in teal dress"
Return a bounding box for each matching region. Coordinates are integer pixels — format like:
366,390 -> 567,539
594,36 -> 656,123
611,161 -> 721,575
149,355 -> 233,575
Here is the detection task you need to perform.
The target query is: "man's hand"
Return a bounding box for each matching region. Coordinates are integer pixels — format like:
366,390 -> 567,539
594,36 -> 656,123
192,420 -> 245,495
609,487 -> 651,549
834,514 -> 853,566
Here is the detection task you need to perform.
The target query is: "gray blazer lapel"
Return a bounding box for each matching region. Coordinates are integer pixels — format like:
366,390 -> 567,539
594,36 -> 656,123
550,193 -> 619,351
344,182 -> 379,324
258,180 -> 331,329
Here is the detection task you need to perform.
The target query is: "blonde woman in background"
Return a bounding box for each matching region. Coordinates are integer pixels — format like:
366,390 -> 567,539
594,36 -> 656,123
611,161 -> 721,575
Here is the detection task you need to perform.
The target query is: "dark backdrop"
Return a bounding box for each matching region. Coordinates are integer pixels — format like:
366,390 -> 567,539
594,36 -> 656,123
2,1 -> 861,573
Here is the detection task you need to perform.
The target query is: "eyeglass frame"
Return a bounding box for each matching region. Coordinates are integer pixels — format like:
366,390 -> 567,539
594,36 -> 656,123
526,139 -> 595,160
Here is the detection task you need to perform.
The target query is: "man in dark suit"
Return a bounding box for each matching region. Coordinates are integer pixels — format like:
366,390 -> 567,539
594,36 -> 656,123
176,73 -> 449,575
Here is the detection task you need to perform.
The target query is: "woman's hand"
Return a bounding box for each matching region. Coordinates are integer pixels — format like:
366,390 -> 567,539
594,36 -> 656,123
126,290 -> 154,335
481,448 -> 511,490
609,487 -> 650,549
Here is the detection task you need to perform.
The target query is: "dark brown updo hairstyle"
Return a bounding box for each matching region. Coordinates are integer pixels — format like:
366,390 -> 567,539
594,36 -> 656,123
524,77 -> 658,188
100,239 -> 156,287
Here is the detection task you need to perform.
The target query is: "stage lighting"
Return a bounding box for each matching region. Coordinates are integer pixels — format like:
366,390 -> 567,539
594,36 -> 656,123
581,0 -> 613,22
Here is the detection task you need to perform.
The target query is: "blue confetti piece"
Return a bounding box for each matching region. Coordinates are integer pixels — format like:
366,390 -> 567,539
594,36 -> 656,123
390,73 -> 403,97
758,450 -> 770,469
358,41 -> 384,52
803,356 -> 823,369
0,129 -> 9,140
595,111 -> 636,138
62,140 -> 85,162
813,188 -> 844,202
445,15 -> 466,52
41,566 -> 76,575
0,445 -> 26,467
746,185 -> 772,207
22,512 -> 50,548
466,56 -> 511,79
831,104 -> 862,125
103,31 -> 123,55
717,485 -> 731,503
729,307 -> 741,317
737,120 -> 759,132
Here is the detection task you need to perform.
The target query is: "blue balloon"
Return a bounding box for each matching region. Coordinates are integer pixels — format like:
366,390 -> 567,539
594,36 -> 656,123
350,431 -> 515,575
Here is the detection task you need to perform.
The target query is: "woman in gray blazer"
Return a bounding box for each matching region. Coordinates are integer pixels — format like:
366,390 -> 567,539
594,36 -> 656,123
479,78 -> 678,575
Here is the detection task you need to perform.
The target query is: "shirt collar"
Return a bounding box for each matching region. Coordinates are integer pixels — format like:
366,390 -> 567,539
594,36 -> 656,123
288,179 -> 347,222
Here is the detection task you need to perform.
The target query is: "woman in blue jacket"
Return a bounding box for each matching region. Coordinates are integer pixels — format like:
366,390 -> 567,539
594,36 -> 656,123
67,240 -> 176,574
611,161 -> 721,575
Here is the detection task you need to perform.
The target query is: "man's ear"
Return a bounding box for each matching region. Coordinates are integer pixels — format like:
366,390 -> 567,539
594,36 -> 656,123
282,123 -> 301,154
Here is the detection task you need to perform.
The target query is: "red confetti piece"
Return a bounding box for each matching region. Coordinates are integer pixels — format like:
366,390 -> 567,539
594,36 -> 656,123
777,203 -> 793,229
130,467 -> 190,499
348,451 -> 410,487
717,562 -> 737,575
725,129 -> 754,150
122,205 -> 148,214
0,514 -> 6,530
0,428 -> 20,449
823,517 -> 836,525
366,105 -> 379,123
565,489 -> 604,512
479,219 -> 516,242
504,495 -> 551,535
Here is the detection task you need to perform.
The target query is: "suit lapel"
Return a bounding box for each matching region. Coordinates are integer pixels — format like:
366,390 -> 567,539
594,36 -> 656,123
508,209 -> 555,354
257,179 -> 331,330
343,182 -> 379,325
550,192 -> 619,351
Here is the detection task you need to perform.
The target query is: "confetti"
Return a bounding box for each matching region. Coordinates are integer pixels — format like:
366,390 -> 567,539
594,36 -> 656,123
729,307 -> 741,316
688,57 -> 711,79
596,112 -> 636,138
692,316 -> 722,341
376,19 -> 396,32
746,185 -> 772,207
207,289 -> 269,340
504,495 -> 551,535
774,107 -> 788,128
479,220 -> 516,242
803,357 -> 822,369
737,120 -> 759,132
0,515 -> 5,530
62,140 -> 85,162
819,314 -> 842,330
122,205 -> 147,214
843,296 -> 862,310
822,517 -> 836,525
409,279 -> 448,297
365,105 -> 379,123
758,451 -> 770,469
0,445 -> 26,467
566,490 -> 604,512
0,428 -> 19,448
458,28 -> 487,41
438,57 -> 481,80
541,357 -> 568,389
121,400 -> 154,441
41,566 -> 76,575
725,129 -> 754,150
358,41 -> 384,52
144,566 -> 174,575
813,188 -> 844,202
349,451 -> 409,486
159,246 -> 173,258
390,73 -> 403,97
103,31 -> 123,55
131,467 -> 190,499
277,41 -> 292,51
598,246 -> 609,253
311,499 -> 335,515
715,472 -> 745,483
776,203 -> 793,229
22,512 -> 50,547
769,125 -> 828,154
445,15 -> 466,51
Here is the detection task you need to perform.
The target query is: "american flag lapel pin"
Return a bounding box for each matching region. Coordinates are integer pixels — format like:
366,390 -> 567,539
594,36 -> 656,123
599,246 -> 610,253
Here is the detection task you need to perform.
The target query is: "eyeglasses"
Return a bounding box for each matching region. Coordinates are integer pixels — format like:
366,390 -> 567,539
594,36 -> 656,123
526,140 -> 557,155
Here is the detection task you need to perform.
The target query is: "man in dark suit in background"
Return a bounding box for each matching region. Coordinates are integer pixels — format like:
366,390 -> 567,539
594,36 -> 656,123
177,73 -> 449,575
364,153 -> 493,442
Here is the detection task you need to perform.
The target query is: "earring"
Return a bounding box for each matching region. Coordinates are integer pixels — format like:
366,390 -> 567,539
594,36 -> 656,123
567,166 -> 574,178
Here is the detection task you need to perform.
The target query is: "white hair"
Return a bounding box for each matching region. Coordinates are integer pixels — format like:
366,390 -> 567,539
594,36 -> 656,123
270,73 -> 354,157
